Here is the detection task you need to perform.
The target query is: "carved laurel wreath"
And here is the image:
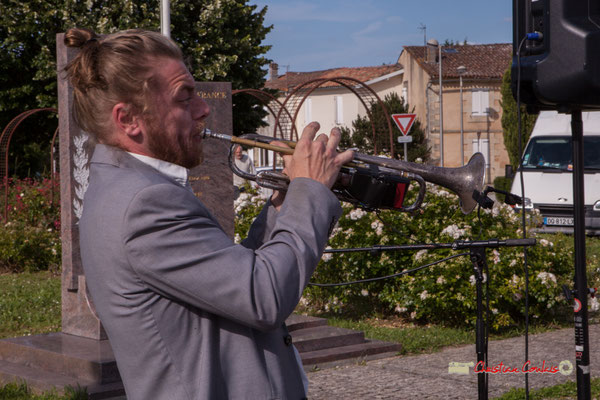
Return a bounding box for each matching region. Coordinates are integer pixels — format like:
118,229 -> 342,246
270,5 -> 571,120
72,132 -> 90,221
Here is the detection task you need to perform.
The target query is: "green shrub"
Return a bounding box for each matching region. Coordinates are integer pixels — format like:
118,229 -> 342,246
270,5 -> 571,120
235,183 -> 575,331
0,177 -> 61,272
0,223 -> 61,272
493,175 -> 513,204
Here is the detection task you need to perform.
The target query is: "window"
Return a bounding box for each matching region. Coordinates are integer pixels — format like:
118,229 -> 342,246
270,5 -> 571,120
304,97 -> 312,123
521,136 -> 600,171
472,138 -> 490,169
335,96 -> 343,124
472,90 -> 489,116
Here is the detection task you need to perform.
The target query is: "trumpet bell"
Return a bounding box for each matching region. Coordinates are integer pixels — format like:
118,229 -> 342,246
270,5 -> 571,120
351,152 -> 486,214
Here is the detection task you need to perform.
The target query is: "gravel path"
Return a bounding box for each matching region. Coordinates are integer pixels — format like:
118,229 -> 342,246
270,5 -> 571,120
307,324 -> 600,399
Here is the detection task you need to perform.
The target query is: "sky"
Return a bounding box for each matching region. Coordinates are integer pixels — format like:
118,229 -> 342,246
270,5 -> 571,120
250,0 -> 513,73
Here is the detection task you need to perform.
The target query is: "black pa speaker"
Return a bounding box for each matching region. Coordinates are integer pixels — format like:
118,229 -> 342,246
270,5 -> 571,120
512,0 -> 600,112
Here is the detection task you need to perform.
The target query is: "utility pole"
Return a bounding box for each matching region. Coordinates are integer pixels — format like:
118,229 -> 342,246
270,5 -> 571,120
418,23 -> 427,46
160,0 -> 171,38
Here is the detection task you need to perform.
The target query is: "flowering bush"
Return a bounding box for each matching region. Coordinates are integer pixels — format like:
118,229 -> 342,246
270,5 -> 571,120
0,177 -> 61,272
234,182 -> 579,330
5,177 -> 60,229
233,184 -> 269,244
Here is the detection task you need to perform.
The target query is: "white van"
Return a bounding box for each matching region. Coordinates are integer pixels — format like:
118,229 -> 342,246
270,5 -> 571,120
511,111 -> 600,235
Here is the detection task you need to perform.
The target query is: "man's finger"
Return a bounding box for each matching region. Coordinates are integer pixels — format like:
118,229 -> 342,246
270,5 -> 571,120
326,127 -> 342,153
298,122 -> 319,147
335,149 -> 355,167
315,133 -> 328,144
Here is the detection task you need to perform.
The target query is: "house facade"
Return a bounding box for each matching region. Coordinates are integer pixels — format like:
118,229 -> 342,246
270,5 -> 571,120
258,42 -> 512,182
398,42 -> 512,182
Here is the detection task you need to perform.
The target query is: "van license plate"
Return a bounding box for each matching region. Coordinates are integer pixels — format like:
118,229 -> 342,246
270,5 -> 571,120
544,217 -> 574,226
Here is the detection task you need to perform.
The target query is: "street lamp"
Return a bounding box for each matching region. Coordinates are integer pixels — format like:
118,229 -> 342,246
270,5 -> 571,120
427,39 -> 444,167
457,65 -> 467,166
160,0 -> 171,38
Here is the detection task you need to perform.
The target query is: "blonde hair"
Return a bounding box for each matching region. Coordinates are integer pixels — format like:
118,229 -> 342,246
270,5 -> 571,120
63,28 -> 183,143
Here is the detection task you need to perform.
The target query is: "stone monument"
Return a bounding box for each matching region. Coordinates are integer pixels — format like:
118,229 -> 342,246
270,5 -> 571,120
0,33 -> 234,398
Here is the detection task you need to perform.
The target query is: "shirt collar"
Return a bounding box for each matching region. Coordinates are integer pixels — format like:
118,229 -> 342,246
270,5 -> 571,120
127,152 -> 190,189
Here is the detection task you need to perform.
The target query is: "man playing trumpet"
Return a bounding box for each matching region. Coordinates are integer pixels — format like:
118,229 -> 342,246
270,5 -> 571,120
64,27 -> 353,400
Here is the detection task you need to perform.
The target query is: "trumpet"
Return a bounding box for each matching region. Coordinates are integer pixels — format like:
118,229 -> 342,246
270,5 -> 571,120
204,129 -> 485,214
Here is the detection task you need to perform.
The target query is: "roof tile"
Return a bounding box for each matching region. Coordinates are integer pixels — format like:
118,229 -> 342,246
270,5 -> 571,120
264,64 -> 403,91
402,43 -> 512,79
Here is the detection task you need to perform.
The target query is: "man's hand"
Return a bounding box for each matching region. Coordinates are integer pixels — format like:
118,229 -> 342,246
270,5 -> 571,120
283,122 -> 354,189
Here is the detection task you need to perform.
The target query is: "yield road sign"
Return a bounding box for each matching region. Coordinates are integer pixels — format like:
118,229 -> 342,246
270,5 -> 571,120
391,113 -> 416,136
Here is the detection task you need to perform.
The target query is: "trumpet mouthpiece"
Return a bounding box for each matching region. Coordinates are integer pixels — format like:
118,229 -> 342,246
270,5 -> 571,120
202,129 -> 232,142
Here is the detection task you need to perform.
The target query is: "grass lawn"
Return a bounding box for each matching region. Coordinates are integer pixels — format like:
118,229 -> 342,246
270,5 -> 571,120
0,383 -> 86,400
0,271 -> 61,339
493,377 -> 600,399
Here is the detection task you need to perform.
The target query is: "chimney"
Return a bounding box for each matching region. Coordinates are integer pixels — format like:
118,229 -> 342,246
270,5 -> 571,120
426,39 -> 439,63
269,62 -> 279,81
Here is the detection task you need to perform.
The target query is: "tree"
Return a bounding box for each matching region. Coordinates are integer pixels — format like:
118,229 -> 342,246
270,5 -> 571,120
0,0 -> 272,177
340,92 -> 430,162
500,66 -> 538,169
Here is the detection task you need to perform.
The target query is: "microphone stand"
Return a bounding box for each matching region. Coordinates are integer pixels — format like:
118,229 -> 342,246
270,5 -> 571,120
570,110 -> 591,400
324,237 -> 537,400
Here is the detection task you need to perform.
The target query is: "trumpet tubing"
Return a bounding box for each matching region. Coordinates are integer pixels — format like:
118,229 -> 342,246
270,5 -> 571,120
351,152 -> 486,214
204,130 -> 485,214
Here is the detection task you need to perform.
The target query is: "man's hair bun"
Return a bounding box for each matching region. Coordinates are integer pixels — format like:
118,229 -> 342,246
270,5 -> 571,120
64,27 -> 98,48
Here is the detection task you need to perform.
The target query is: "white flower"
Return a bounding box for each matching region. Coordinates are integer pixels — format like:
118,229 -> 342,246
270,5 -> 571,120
469,274 -> 486,285
234,233 -> 241,244
537,271 -> 557,286
492,308 -> 499,315
492,250 -> 501,265
436,276 -> 446,285
51,248 -> 57,255
410,311 -> 417,320
361,289 -> 369,297
415,250 -> 428,261
395,305 -> 407,313
441,224 -> 466,239
370,220 -> 384,236
456,294 -> 465,301
590,297 -> 599,312
349,208 -> 367,220
513,293 -> 523,301
419,290 -> 429,300
540,239 -> 553,247
322,248 -> 333,262
510,274 -> 520,285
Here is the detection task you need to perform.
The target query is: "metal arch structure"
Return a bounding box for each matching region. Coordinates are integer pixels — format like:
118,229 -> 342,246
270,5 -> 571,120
50,126 -> 60,208
0,108 -> 58,221
273,76 -> 395,155
231,88 -> 298,141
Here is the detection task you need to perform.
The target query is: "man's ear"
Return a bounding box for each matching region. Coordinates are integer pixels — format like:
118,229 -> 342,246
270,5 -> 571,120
112,103 -> 142,139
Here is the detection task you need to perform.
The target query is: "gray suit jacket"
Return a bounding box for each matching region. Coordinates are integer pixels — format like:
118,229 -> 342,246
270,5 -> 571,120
79,144 -> 341,400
